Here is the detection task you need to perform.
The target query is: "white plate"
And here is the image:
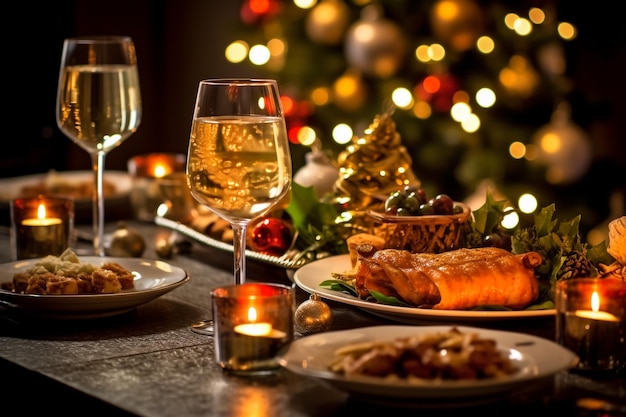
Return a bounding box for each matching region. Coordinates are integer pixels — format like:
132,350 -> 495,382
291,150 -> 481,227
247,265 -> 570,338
293,255 -> 555,323
0,170 -> 132,203
278,325 -> 578,403
0,257 -> 189,320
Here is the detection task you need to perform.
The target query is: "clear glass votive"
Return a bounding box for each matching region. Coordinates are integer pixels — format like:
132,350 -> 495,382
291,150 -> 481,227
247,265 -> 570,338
10,196 -> 75,260
555,278 -> 626,373
127,153 -> 186,221
212,283 -> 295,375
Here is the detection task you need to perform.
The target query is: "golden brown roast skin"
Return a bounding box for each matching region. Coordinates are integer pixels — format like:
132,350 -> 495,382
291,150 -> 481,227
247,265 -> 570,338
355,247 -> 542,310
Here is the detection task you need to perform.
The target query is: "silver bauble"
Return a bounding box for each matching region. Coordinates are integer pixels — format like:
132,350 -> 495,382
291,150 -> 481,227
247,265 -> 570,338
345,5 -> 407,78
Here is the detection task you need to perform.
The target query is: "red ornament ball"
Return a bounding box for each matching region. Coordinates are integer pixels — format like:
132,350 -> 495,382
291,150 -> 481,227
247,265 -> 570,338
248,217 -> 293,257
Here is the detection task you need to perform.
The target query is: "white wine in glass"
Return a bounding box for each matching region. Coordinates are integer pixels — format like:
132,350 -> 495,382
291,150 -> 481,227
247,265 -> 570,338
186,79 -> 292,335
56,36 -> 142,256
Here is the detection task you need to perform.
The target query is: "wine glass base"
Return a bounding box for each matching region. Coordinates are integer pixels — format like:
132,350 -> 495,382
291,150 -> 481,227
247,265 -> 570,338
191,319 -> 214,336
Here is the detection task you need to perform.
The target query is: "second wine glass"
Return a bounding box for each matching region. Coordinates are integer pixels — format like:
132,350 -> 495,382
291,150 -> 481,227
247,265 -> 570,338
56,36 -> 142,256
185,79 -> 292,335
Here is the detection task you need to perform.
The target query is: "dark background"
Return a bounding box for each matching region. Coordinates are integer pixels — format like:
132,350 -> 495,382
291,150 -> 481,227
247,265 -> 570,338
5,0 -> 264,177
3,1 -> 625,230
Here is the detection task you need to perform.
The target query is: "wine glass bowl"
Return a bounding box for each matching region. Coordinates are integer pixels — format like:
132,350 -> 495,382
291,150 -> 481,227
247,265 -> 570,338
56,36 -> 142,256
185,79 -> 292,334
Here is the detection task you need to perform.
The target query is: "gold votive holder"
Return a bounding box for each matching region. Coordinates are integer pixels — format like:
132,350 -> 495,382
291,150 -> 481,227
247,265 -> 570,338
211,283 -> 295,375
555,278 -> 626,373
127,153 -> 186,221
10,196 -> 75,260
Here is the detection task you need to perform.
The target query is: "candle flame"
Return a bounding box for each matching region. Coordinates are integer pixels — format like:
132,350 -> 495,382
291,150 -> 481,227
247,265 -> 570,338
153,163 -> 170,178
247,306 -> 258,322
37,204 -> 47,220
591,291 -> 600,312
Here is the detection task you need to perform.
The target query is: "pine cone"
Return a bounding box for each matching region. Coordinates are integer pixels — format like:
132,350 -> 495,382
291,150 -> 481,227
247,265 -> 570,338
557,251 -> 592,280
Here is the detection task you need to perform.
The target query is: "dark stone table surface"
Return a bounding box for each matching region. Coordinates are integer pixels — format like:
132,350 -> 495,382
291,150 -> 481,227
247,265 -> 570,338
0,220 -> 624,417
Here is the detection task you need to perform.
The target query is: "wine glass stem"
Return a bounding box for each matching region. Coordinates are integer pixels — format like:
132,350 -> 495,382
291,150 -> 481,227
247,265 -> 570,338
232,223 -> 247,285
91,151 -> 107,256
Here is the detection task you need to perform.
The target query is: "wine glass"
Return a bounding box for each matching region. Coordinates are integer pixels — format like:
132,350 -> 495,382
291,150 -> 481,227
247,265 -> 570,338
186,79 -> 292,335
56,36 -> 142,256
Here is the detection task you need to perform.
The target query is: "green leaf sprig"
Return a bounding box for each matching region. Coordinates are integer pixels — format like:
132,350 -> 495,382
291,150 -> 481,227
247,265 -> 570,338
286,183 -> 353,259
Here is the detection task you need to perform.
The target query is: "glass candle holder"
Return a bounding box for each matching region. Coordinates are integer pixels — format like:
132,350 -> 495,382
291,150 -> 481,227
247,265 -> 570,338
555,277 -> 626,373
212,283 -> 295,375
127,153 -> 186,221
10,196 -> 75,260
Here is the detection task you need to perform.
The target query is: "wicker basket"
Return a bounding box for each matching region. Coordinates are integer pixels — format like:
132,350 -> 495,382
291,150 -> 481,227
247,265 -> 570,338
366,202 -> 472,253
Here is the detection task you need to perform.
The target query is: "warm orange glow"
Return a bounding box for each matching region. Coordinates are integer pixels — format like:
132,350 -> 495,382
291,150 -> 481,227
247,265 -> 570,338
249,0 -> 270,14
281,95 -> 295,115
423,75 -> 441,94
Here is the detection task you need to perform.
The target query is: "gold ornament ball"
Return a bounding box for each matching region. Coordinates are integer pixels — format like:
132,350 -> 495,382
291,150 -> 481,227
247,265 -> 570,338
294,293 -> 333,335
430,0 -> 484,52
306,0 -> 351,45
108,222 -> 146,257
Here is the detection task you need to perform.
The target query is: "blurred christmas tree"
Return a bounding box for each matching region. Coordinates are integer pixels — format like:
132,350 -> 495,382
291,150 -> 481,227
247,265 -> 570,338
226,0 -> 625,242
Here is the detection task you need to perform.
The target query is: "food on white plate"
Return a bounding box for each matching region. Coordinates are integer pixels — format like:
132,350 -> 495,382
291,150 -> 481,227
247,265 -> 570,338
18,170 -> 117,200
353,245 -> 542,310
1,249 -> 134,295
329,326 -> 518,380
331,233 -> 386,282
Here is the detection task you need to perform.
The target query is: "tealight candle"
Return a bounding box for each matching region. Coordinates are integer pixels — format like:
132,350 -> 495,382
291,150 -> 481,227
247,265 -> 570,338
556,278 -> 626,372
127,153 -> 186,221
10,196 -> 74,260
212,283 -> 294,375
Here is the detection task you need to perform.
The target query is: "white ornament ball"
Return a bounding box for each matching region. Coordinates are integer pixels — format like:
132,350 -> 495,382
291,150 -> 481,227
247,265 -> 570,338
531,102 -> 592,184
294,151 -> 339,199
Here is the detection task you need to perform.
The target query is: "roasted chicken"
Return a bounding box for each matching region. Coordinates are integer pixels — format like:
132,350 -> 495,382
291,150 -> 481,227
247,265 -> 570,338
355,247 -> 542,310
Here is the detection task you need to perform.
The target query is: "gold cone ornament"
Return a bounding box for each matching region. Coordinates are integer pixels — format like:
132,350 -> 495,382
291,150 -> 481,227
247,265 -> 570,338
334,108 -> 420,211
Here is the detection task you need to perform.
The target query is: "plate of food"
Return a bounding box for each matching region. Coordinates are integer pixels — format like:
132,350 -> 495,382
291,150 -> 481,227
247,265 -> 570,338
0,170 -> 131,203
0,250 -> 189,320
293,253 -> 555,323
277,325 -> 578,404
0,170 -> 133,223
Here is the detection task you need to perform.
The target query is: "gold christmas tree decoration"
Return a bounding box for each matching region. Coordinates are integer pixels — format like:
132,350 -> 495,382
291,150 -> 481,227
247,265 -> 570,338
333,107 -> 420,210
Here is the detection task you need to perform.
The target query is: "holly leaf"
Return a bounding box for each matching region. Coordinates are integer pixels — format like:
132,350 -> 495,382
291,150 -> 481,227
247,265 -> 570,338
471,189 -> 508,235
286,182 -> 338,231
534,204 -> 558,237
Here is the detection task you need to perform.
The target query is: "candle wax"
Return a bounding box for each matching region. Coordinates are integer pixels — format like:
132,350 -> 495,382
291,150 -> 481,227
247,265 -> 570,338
234,323 -> 287,339
574,309 -> 619,322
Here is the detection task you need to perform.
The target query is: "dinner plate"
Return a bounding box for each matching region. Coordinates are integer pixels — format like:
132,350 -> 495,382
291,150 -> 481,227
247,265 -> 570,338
293,254 -> 556,323
0,170 -> 132,204
278,325 -> 578,404
0,257 -> 189,320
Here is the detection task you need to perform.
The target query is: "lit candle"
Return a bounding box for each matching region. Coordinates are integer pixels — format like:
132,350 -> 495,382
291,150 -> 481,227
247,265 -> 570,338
574,291 -> 620,322
152,161 -> 172,178
23,203 -> 62,227
234,307 -> 287,339
11,198 -> 72,260
556,279 -> 625,371
128,153 -> 185,221
211,283 -> 294,374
